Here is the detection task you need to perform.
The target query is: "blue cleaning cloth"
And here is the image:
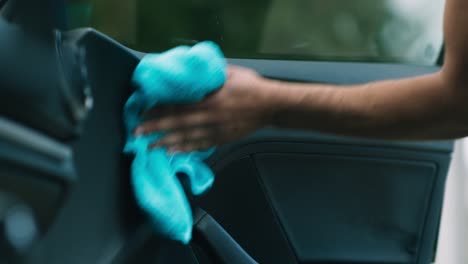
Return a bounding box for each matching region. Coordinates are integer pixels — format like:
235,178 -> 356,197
123,41 -> 227,244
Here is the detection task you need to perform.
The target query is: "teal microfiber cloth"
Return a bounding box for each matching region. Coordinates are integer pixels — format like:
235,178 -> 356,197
123,41 -> 227,244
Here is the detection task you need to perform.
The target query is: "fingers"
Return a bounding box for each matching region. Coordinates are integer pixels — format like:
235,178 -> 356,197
142,103 -> 208,119
141,105 -> 178,118
135,112 -> 216,135
150,127 -> 216,148
148,125 -> 224,153
166,139 -> 214,153
142,94 -> 220,119
149,123 -> 253,153
151,126 -> 221,153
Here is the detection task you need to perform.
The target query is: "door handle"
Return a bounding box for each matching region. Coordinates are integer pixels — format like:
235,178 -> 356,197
192,208 -> 258,264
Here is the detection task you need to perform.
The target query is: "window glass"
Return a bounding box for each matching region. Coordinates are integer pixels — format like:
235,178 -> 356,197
68,0 -> 445,65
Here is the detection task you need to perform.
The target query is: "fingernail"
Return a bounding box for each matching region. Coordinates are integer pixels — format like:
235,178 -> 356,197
148,145 -> 157,151
147,142 -> 159,149
167,146 -> 180,154
134,127 -> 143,135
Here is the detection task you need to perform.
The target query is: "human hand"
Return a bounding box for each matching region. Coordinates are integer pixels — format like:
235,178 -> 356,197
135,65 -> 276,153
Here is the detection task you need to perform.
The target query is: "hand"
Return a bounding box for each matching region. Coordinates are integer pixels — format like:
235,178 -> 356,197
135,65 -> 276,153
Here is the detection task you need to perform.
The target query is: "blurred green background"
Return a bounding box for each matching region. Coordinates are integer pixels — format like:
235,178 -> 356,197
67,0 -> 445,65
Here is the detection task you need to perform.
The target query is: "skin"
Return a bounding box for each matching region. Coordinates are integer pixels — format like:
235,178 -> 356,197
135,0 -> 468,153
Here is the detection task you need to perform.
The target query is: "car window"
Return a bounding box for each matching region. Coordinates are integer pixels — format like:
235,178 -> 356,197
68,0 -> 445,65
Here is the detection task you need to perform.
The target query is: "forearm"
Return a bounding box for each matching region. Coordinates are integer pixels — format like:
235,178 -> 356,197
262,71 -> 468,140
137,0 -> 468,152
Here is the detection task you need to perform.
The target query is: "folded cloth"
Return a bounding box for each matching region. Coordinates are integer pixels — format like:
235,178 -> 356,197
123,41 -> 227,244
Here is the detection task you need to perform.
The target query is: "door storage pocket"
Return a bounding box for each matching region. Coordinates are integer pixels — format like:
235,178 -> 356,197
0,117 -> 76,252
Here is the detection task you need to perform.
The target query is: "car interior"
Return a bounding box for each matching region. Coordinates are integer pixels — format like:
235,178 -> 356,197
0,0 -> 451,264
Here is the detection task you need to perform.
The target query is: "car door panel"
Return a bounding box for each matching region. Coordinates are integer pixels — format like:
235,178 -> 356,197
4,26 -> 451,264
195,59 -> 452,264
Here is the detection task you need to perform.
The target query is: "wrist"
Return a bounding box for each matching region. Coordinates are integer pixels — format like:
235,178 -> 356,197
255,77 -> 290,128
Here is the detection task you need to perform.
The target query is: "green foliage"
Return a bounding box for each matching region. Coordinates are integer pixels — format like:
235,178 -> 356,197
67,0 -> 444,65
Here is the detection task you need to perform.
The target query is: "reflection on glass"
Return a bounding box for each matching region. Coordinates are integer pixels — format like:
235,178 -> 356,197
260,0 -> 444,64
67,0 -> 445,65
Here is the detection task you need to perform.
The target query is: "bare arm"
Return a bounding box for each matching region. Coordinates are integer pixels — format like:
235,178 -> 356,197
267,70 -> 466,140
137,0 -> 468,152
264,0 -> 468,140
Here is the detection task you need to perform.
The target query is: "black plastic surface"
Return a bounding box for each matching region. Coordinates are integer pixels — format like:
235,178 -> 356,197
4,26 -> 452,263
24,28 -> 142,264
0,120 -> 75,263
192,208 -> 258,264
228,59 -> 439,84
198,60 -> 452,264
0,2 -> 90,140
255,154 -> 437,263
196,158 -> 298,264
0,120 -> 75,224
112,222 -> 199,264
200,140 -> 451,264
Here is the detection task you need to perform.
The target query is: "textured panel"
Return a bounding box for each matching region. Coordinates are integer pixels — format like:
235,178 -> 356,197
255,153 -> 436,263
197,158 -> 297,264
